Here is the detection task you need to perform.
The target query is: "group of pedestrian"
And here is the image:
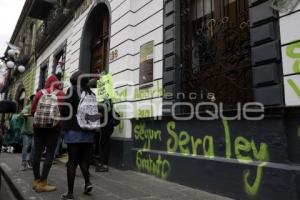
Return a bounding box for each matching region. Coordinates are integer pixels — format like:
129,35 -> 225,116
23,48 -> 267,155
11,71 -> 119,200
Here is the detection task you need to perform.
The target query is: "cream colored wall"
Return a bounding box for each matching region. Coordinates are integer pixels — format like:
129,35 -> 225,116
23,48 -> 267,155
34,0 -> 164,139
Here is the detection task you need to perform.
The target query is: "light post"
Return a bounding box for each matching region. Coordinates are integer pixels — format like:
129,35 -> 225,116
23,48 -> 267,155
0,49 -> 25,125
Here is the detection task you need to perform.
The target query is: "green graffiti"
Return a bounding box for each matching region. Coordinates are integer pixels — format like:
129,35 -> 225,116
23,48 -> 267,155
136,120 -> 270,197
222,121 -> 269,197
222,119 -> 232,159
293,60 -> 300,74
191,135 -> 202,156
161,159 -> 171,180
286,42 -> 300,59
235,136 -> 252,163
235,137 -> 269,164
251,141 -> 269,161
134,123 -> 161,150
179,131 -> 191,155
136,150 -> 171,180
167,121 -> 178,153
244,162 -> 267,197
286,42 -> 300,99
203,136 -> 214,158
135,81 -> 163,100
288,79 -> 300,98
114,88 -> 128,102
114,80 -> 163,103
166,121 -> 214,158
137,106 -> 153,118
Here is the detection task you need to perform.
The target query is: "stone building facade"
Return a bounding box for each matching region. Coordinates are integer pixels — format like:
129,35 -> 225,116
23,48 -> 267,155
4,0 -> 300,199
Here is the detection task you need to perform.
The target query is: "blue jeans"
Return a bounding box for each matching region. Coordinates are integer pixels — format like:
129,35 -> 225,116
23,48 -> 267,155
21,134 -> 33,166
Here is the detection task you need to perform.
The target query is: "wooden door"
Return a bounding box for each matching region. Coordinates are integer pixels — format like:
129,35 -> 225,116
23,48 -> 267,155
90,12 -> 109,74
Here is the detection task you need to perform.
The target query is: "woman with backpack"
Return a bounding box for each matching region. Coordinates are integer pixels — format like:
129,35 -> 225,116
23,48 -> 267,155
31,75 -> 65,193
60,71 -> 100,200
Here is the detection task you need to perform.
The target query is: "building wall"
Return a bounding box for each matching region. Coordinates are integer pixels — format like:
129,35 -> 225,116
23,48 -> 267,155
34,0 -> 164,140
7,16 -> 37,105
280,3 -> 300,106
8,65 -> 36,106
35,22 -> 72,92
130,1 -> 300,200
11,0 -> 300,199
132,116 -> 300,200
30,1 -> 300,199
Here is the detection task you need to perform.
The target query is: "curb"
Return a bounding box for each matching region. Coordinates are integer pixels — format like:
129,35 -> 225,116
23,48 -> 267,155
0,164 -> 25,200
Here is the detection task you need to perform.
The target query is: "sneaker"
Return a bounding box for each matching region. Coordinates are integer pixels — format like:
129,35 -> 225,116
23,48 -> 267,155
61,192 -> 75,200
27,161 -> 32,169
84,182 -> 93,195
95,165 -> 108,172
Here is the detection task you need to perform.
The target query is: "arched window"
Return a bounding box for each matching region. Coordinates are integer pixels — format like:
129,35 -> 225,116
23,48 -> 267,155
80,3 -> 110,74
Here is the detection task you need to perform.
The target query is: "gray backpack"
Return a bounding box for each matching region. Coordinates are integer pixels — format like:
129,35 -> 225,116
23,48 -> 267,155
76,91 -> 101,130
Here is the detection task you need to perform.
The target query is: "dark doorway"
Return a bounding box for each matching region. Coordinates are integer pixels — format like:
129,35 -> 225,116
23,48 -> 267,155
53,46 -> 66,81
80,3 -> 110,74
39,64 -> 48,90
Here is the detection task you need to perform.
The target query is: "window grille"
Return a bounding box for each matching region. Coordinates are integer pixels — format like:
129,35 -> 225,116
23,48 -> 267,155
180,0 -> 253,109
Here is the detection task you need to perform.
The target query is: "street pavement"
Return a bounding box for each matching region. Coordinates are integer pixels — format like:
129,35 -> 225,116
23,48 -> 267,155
0,175 -> 17,200
0,153 -> 233,200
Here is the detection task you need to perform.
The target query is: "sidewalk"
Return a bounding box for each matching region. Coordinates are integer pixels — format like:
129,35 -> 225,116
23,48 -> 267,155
0,172 -> 17,200
0,153 -> 232,200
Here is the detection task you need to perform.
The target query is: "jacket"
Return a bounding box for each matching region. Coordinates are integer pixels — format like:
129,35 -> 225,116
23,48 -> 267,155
31,75 -> 65,115
60,86 -> 82,131
10,114 -> 23,132
21,104 -> 34,135
61,85 -> 95,143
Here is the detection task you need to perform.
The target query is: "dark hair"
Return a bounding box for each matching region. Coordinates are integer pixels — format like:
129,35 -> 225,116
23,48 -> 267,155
80,74 -> 92,93
30,95 -> 35,101
70,71 -> 82,86
88,78 -> 97,88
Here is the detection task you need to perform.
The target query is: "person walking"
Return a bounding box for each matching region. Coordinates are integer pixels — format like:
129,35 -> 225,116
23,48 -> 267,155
10,104 -> 23,152
31,75 -> 65,193
20,95 -> 35,171
96,99 -> 120,172
60,72 -> 99,200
